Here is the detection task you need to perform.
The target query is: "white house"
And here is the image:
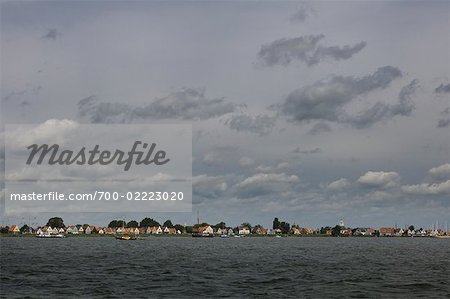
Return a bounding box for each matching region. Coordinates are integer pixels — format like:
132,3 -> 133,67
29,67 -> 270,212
147,226 -> 162,234
66,226 -> 79,234
238,226 -> 250,235
84,226 -> 92,234
195,225 -> 214,236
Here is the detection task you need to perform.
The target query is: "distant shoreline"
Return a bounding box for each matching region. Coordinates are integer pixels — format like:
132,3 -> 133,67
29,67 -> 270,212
0,233 -> 441,238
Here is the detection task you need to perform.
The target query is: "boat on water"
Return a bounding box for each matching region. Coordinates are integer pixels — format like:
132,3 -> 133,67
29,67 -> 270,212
220,234 -> 229,238
431,235 -> 450,239
115,234 -> 137,240
36,233 -> 66,238
192,233 -> 214,238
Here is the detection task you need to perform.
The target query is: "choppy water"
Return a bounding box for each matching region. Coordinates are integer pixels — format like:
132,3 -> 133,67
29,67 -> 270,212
1,237 -> 449,298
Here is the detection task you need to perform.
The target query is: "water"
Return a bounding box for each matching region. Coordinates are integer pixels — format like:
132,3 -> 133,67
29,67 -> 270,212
1,237 -> 449,298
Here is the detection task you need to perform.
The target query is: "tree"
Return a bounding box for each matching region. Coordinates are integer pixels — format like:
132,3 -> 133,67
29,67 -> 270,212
280,221 -> 290,234
331,225 -> 341,237
1,226 -> 9,234
46,217 -> 65,228
320,226 -> 332,235
408,225 -> 415,231
163,220 -> 174,228
127,220 -> 139,228
214,222 -> 226,230
273,217 -> 280,229
20,224 -> 30,234
174,224 -> 184,233
185,226 -> 193,233
108,220 -> 126,228
139,218 -> 160,228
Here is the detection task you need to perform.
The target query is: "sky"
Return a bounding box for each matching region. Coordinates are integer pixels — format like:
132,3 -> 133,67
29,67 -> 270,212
1,0 -> 449,229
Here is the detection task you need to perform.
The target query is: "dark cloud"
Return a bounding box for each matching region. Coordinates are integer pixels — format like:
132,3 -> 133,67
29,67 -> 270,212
258,34 -> 366,67
193,175 -> 228,199
225,114 -> 276,136
78,88 -> 236,123
2,90 -> 26,102
308,123 -> 332,135
293,147 -> 321,154
345,79 -> 418,129
278,66 -> 402,124
41,29 -> 61,40
290,6 -> 316,23
437,107 -> 450,128
435,83 -> 450,94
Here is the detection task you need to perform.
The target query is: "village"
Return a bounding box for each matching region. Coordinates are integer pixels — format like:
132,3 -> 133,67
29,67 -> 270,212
1,217 -> 449,238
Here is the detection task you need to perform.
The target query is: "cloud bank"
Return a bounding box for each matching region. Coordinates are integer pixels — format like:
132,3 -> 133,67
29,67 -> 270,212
258,34 -> 366,67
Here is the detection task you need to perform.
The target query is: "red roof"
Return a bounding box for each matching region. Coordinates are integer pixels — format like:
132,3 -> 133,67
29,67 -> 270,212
379,227 -> 395,234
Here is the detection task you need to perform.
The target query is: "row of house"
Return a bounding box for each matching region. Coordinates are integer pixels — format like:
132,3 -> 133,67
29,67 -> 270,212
332,227 -> 447,237
2,224 -> 449,237
64,225 -> 181,235
194,226 -> 318,236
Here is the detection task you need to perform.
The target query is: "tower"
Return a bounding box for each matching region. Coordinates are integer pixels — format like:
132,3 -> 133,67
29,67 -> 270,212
339,218 -> 344,227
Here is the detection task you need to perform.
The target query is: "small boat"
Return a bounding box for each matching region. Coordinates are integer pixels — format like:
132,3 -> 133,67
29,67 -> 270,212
115,234 -> 137,240
233,235 -> 241,238
36,233 -> 66,238
220,234 -> 229,238
275,235 -> 282,238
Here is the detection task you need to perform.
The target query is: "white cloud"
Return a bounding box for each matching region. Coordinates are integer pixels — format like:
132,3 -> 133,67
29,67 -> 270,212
357,171 -> 400,188
327,178 -> 351,191
234,173 -> 300,198
429,163 -> 450,180
238,157 -> 255,168
6,119 -> 79,149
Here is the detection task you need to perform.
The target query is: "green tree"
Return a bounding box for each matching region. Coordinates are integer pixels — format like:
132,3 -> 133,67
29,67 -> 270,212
127,220 -> 139,228
408,225 -> 415,231
46,217 -> 65,228
214,222 -> 226,230
108,220 -> 126,228
280,221 -> 290,234
139,218 -> 160,227
185,226 -> 193,233
331,225 -> 341,237
273,217 -> 280,229
320,226 -> 332,235
0,227 -> 9,234
163,220 -> 174,228
20,224 -> 30,234
174,224 -> 184,233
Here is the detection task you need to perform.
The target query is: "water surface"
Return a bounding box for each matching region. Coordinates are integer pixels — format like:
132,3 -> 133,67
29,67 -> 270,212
1,237 -> 449,298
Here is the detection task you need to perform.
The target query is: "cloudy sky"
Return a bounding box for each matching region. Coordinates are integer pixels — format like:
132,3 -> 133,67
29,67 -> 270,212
1,1 -> 449,229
